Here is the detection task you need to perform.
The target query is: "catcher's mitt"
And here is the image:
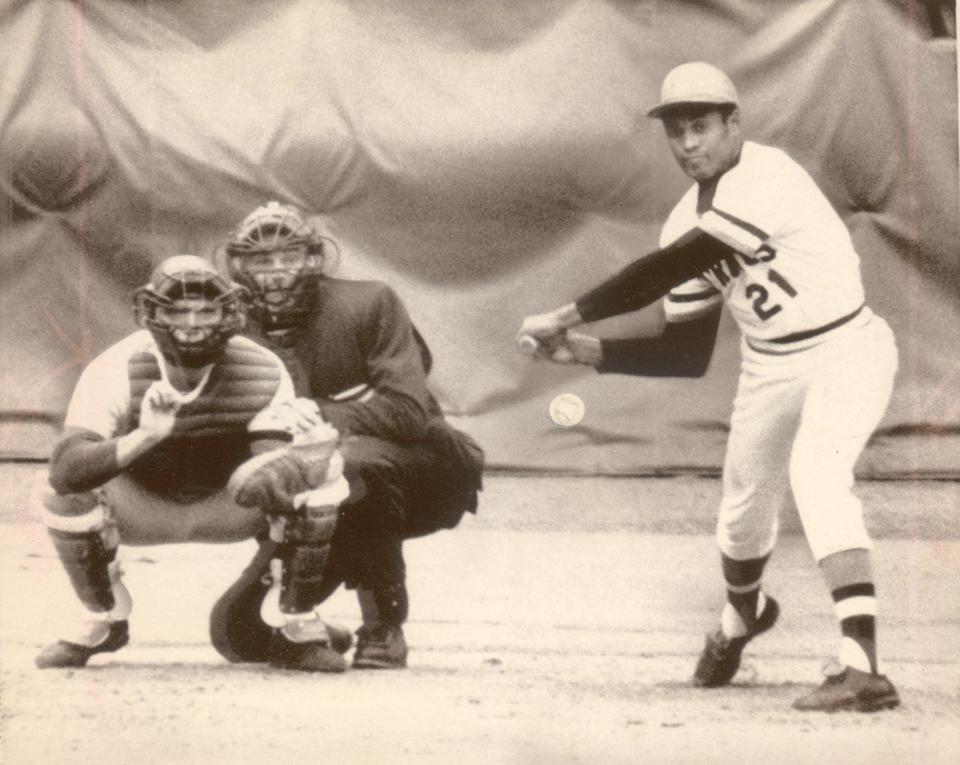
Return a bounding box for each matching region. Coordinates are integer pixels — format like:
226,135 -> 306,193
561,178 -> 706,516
228,436 -> 339,514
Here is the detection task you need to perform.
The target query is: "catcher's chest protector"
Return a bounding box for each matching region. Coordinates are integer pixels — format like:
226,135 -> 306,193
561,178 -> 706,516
126,343 -> 282,437
123,342 -> 285,499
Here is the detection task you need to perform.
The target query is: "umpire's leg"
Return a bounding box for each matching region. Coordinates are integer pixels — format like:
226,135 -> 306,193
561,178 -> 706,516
336,435 -> 438,667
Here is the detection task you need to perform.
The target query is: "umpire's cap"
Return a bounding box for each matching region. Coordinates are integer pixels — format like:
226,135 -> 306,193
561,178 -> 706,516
647,62 -> 739,119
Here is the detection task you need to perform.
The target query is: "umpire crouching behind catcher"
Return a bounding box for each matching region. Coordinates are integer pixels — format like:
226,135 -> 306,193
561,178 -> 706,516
517,63 -> 900,712
37,255 -> 356,672
210,202 -> 484,670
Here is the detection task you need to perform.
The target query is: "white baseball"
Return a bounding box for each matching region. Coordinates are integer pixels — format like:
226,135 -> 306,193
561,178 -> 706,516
549,393 -> 585,427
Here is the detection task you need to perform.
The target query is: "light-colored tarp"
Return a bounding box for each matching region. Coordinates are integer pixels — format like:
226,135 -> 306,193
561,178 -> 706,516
1,0 -> 957,476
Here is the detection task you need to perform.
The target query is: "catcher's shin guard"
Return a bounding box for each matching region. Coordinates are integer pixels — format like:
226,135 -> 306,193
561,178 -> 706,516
47,529 -> 117,612
267,502 -> 353,671
228,428 -> 349,610
210,548 -> 350,664
37,493 -> 132,668
277,542 -> 331,612
262,501 -> 340,619
41,493 -> 129,616
212,502 -> 348,665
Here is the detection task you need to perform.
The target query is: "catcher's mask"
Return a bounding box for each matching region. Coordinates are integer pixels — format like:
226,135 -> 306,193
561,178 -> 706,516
224,201 -> 338,330
134,254 -> 246,367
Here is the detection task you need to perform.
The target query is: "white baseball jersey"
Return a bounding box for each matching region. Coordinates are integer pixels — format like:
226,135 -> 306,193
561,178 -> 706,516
65,330 -> 295,438
662,141 -> 865,349
653,142 -> 898,565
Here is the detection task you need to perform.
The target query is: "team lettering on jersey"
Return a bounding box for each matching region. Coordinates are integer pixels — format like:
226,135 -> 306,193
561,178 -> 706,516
699,242 -> 799,322
663,143 -> 866,341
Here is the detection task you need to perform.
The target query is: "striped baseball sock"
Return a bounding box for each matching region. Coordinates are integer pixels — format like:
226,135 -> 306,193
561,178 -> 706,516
832,583 -> 878,673
720,554 -> 770,638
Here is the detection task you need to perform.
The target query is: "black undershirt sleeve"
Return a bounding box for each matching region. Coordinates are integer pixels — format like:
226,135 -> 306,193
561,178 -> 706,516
596,306 -> 722,378
48,428 -> 122,495
575,228 -> 730,323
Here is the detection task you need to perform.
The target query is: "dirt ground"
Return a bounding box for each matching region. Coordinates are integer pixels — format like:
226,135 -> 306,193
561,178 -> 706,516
1,464 -> 958,765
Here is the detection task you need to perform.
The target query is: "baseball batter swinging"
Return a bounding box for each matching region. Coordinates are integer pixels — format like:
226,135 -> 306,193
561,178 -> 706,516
517,62 -> 900,712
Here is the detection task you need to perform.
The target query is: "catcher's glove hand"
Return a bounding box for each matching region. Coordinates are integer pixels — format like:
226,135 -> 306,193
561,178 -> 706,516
248,398 -> 334,442
228,437 -> 339,515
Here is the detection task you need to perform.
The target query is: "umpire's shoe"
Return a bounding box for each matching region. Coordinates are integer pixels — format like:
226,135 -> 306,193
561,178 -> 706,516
352,624 -> 408,669
793,665 -> 900,712
693,596 -> 780,687
35,620 -> 130,669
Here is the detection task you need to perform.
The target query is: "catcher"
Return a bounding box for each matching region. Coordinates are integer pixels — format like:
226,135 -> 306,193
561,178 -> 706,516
36,255 -> 354,672
209,202 -> 484,669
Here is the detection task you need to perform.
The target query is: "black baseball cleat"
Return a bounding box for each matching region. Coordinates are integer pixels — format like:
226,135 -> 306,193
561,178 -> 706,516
793,665 -> 900,712
352,624 -> 408,669
268,627 -> 350,673
35,620 -> 130,669
326,622 -> 354,655
693,596 -> 780,687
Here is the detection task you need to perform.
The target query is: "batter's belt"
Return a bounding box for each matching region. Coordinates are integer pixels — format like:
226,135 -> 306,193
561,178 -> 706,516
746,304 -> 867,355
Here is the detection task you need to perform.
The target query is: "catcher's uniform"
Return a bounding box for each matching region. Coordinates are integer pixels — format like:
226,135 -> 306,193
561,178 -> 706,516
584,141 -> 897,562
46,330 -> 297,545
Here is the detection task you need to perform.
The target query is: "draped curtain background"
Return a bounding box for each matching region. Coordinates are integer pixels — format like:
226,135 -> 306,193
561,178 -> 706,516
1,0 -> 956,476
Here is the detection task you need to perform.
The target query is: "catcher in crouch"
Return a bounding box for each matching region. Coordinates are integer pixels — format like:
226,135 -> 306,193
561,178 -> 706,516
209,202 -> 484,670
36,255 -> 354,673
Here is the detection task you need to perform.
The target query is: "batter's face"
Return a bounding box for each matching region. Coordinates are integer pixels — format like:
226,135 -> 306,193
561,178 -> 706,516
662,107 -> 742,183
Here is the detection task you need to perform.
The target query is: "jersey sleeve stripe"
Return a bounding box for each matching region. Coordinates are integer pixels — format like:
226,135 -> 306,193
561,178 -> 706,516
666,288 -> 719,303
664,291 -> 722,322
698,210 -> 763,255
709,205 -> 770,240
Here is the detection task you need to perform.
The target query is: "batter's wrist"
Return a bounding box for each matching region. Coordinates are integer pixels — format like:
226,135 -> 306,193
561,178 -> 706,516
580,336 -> 603,367
554,303 -> 583,329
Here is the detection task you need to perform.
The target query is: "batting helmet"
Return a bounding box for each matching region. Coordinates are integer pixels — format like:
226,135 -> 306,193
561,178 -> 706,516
647,62 -> 739,119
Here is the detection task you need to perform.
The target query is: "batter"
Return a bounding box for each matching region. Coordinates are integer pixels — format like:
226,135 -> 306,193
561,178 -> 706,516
517,62 -> 899,713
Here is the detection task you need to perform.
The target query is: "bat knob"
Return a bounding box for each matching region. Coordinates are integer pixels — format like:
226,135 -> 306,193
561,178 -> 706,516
517,335 -> 541,355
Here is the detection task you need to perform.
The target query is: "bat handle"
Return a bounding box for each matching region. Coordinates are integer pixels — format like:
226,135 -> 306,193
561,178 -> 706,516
517,335 -> 541,355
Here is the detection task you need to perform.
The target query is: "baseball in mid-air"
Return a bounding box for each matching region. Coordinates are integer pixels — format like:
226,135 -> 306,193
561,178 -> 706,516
549,393 -> 585,427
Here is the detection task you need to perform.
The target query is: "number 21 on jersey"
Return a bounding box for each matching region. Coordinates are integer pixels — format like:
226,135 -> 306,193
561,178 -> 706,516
746,268 -> 798,320
744,244 -> 798,321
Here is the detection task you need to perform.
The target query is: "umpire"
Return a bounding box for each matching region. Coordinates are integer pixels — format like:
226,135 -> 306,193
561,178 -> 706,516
210,202 -> 484,669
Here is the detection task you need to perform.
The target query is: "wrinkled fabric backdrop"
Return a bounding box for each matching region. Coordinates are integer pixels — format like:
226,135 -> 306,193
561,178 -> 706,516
1,0 -> 957,476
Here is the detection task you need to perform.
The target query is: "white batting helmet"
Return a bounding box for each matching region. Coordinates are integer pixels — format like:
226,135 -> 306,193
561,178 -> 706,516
647,62 -> 739,119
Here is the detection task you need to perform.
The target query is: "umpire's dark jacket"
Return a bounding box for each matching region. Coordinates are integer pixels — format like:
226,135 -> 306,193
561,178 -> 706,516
246,277 -> 484,533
